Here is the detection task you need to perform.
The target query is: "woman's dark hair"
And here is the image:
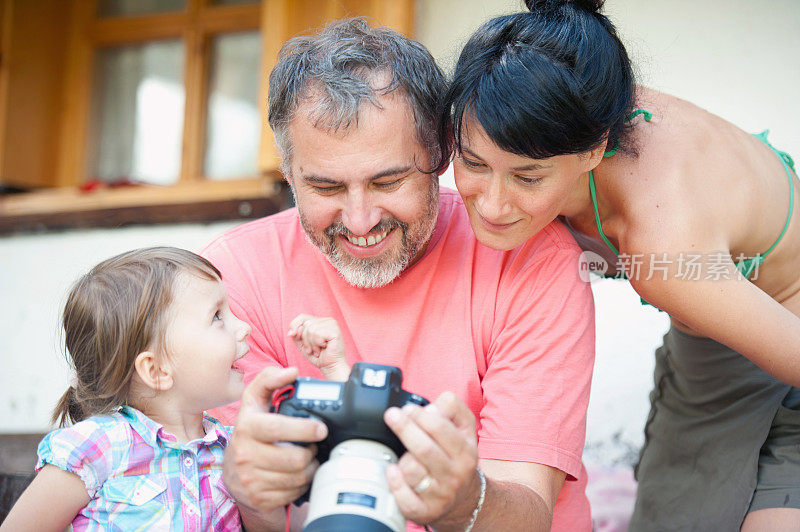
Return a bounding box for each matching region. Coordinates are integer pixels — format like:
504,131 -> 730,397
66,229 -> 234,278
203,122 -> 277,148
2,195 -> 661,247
52,247 -> 221,427
439,0 -> 635,162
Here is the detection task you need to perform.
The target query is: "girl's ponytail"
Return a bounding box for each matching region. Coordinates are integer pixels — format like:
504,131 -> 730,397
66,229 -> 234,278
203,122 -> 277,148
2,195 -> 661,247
51,385 -> 85,427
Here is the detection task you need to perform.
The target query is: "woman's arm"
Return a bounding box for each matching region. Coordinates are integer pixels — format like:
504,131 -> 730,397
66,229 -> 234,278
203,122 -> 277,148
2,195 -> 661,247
624,225 -> 800,386
0,464 -> 90,532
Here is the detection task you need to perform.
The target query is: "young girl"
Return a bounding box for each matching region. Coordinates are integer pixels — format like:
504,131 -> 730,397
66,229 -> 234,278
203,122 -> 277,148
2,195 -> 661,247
1,247 -> 251,531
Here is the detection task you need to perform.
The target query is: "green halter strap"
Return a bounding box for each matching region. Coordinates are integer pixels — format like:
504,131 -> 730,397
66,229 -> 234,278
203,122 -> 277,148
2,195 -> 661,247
589,109 -> 654,255
755,130 -> 795,260
589,172 -> 619,256
736,130 -> 798,278
602,109 -> 653,158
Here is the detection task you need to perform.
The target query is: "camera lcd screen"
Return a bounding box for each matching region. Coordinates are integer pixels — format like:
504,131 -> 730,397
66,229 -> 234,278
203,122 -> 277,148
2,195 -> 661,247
296,381 -> 341,401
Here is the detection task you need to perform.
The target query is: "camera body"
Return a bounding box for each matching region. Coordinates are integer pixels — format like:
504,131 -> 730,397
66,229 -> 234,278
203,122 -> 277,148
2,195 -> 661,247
273,362 -> 429,531
274,362 -> 428,464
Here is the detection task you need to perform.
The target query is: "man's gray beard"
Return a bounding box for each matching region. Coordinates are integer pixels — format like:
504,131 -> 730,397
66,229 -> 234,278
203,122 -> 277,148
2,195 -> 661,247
297,180 -> 439,289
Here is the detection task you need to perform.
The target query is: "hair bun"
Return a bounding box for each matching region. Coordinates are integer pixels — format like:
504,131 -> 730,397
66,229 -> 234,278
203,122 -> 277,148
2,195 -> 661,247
524,0 -> 604,14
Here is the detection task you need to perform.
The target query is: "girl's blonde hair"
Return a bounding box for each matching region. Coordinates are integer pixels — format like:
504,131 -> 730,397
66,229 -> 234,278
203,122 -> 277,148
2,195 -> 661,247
52,247 -> 221,427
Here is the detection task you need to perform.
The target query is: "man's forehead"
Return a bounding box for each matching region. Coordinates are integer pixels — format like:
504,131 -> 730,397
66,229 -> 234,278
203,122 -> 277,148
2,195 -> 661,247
293,86 -> 410,136
291,99 -> 409,139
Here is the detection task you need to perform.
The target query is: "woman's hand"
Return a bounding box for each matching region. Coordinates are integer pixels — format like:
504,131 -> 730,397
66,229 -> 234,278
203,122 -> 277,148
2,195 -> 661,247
288,315 -> 350,381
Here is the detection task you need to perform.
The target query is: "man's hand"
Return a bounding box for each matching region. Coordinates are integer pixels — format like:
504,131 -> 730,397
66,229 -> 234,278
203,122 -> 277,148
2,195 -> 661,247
288,314 -> 350,381
225,366 -> 328,518
383,392 -> 481,529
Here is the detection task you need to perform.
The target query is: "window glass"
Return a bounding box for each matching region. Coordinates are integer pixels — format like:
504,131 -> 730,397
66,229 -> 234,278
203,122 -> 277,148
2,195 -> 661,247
88,40 -> 185,185
204,31 -> 262,180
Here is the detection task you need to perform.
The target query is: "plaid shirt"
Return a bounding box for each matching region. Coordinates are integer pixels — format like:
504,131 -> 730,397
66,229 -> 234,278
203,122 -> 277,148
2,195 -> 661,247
36,406 -> 241,531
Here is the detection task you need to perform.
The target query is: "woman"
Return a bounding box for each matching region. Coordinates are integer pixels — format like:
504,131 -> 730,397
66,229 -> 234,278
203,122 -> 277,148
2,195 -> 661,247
440,0 -> 800,530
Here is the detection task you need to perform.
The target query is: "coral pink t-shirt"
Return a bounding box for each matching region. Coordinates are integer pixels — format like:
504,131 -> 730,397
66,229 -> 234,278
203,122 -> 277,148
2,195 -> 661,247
203,188 -> 595,531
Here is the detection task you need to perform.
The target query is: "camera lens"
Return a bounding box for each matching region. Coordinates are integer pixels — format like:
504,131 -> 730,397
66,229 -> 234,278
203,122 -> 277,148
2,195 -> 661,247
303,439 -> 405,532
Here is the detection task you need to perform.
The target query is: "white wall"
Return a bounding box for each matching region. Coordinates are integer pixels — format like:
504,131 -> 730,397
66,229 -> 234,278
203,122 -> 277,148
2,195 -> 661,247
0,223 -> 239,432
2,0 -> 798,470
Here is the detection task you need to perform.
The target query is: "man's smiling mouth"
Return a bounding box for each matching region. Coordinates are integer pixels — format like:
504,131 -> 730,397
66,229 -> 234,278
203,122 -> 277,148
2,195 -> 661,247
344,229 -> 391,247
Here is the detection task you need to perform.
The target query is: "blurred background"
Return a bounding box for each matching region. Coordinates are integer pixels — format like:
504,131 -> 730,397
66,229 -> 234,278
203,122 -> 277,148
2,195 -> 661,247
1,0 -> 799,525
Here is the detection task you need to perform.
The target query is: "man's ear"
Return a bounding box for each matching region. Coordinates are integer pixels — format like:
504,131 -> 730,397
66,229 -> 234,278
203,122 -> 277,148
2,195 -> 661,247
134,351 -> 173,392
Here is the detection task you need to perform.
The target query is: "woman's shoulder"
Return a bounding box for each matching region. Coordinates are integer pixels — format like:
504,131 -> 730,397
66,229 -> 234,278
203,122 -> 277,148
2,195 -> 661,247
612,91 -> 770,244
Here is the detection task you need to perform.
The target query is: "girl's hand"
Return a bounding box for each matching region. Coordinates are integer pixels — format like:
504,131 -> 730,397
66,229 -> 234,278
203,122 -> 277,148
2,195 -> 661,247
288,314 -> 350,381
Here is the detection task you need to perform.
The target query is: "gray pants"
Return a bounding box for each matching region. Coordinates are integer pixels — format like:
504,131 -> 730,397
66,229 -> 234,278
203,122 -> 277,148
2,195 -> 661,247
629,326 -> 800,531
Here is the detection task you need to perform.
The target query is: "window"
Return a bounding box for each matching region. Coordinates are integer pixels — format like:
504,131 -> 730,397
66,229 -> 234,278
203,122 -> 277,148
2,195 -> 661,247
0,0 -> 414,233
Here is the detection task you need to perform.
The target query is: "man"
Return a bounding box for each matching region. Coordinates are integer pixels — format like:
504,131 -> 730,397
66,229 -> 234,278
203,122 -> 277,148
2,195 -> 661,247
203,18 -> 595,531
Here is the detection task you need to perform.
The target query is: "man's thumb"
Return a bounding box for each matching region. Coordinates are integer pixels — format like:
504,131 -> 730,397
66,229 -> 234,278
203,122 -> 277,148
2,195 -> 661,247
240,366 -> 298,411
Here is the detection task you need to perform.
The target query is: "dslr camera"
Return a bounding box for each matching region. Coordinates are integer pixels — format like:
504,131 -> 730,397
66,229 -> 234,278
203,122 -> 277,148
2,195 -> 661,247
273,362 -> 428,532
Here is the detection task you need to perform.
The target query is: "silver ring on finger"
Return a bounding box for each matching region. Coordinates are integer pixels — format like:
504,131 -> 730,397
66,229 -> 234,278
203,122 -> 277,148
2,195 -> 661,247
413,475 -> 433,494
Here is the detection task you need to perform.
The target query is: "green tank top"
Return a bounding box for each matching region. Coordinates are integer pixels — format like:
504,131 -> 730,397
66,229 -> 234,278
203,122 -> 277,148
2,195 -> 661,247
588,110 -> 797,308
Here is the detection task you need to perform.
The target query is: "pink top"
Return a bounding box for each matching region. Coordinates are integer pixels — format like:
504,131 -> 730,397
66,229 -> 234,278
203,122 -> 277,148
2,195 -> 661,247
36,406 -> 239,531
203,188 -> 595,530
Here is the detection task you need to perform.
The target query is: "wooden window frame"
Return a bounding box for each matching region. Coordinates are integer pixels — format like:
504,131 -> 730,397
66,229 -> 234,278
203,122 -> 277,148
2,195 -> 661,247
0,0 -> 414,234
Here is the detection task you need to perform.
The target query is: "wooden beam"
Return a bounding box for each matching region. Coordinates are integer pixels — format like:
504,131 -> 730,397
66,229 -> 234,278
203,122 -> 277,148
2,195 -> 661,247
0,0 -> 73,188
198,3 -> 261,34
0,176 -> 283,217
88,4 -> 261,45
0,189 -> 291,235
0,0 -> 14,182
54,0 -> 95,187
257,0 -> 289,176
89,12 -> 188,44
179,0 -> 206,184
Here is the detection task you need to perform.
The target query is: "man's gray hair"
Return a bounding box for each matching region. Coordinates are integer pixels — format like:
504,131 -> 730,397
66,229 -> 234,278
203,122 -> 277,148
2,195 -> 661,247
268,18 -> 449,175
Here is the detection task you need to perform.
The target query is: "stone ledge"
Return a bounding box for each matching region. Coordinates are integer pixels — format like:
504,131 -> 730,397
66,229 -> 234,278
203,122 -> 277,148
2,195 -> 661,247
0,434 -> 43,524
0,474 -> 35,524
0,434 -> 43,474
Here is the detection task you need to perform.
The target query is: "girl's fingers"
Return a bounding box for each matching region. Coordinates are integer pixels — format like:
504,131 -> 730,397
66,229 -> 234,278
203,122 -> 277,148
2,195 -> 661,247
288,314 -> 312,334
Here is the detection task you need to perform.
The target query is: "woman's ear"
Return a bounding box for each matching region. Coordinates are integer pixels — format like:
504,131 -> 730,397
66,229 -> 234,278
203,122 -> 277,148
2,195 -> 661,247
134,351 -> 173,392
582,141 -> 607,172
